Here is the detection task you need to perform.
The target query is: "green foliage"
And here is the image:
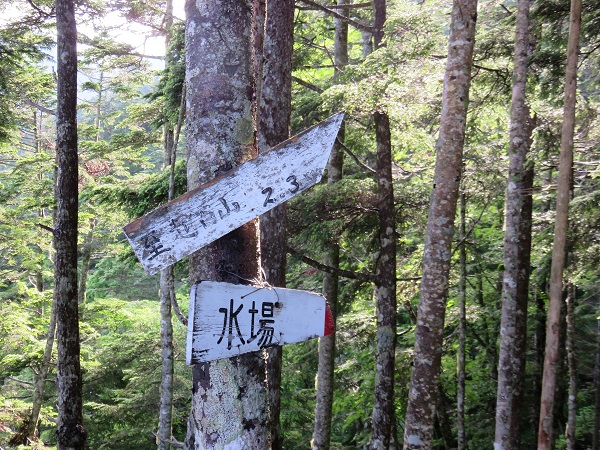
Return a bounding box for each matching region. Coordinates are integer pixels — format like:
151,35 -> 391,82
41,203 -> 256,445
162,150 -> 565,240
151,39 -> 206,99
80,298 -> 189,450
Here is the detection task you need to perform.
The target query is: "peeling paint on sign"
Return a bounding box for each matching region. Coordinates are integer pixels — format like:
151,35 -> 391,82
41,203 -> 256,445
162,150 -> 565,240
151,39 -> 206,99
123,112 -> 344,275
186,281 -> 334,364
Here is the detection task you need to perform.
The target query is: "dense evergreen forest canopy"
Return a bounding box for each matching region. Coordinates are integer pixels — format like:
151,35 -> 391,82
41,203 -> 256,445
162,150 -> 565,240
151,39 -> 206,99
0,0 -> 599,448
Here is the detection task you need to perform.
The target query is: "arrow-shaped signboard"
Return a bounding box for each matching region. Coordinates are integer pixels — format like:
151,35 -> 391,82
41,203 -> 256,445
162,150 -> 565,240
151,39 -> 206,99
123,112 -> 344,275
186,281 -> 334,364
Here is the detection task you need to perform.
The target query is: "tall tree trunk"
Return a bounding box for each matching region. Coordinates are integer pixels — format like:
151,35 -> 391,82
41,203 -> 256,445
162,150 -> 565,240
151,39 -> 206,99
370,110 -> 397,450
494,1 -> 533,446
312,2 -> 347,449
257,2 -> 294,448
531,290 -> 546,450
55,0 -> 85,448
537,0 -> 581,446
369,2 -> 398,448
158,267 -> 175,450
592,320 -> 600,450
550,297 -> 568,449
565,284 -> 577,450
157,0 -> 176,448
77,218 -> 96,305
183,1 -> 268,448
457,191 -> 467,450
402,0 -> 478,447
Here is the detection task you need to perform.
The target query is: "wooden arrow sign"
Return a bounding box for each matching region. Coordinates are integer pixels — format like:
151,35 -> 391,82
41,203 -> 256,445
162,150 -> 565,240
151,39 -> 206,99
123,112 -> 344,275
186,281 -> 334,364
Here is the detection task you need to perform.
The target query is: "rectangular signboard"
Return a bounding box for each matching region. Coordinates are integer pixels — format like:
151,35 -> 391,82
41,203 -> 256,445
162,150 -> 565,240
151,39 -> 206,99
186,281 -> 334,364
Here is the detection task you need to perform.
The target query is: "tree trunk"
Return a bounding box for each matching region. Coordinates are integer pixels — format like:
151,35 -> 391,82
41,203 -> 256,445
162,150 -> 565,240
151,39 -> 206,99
437,387 -> 458,450
494,1 -> 533,446
592,320 -> 600,450
158,267 -> 175,450
312,2 -> 347,449
369,109 -> 397,450
183,1 -> 268,448
256,2 -> 294,448
531,289 -> 546,450
402,0 -> 478,447
55,0 -> 86,448
537,0 -> 581,446
77,218 -> 96,305
23,298 -> 57,442
457,191 -> 467,450
157,0 -> 176,447
565,284 -> 577,450
368,2 -> 398,448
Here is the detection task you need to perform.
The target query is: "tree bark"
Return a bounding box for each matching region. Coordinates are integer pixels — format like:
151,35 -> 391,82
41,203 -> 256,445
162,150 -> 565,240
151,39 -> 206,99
369,109 -> 397,450
537,0 -> 581,447
368,2 -> 398,448
457,191 -> 467,450
24,297 -> 57,442
494,0 -> 533,446
55,0 -> 86,448
256,2 -> 294,448
437,387 -> 458,450
183,1 -> 268,448
531,290 -> 546,449
402,0 -> 477,448
312,3 -> 347,449
158,267 -> 175,450
592,320 -> 600,450
565,284 -> 577,450
157,0 -> 176,447
77,218 -> 96,305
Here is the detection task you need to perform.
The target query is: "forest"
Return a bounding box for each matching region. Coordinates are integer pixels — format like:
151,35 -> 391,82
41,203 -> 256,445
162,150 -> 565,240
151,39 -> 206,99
0,0 -> 599,449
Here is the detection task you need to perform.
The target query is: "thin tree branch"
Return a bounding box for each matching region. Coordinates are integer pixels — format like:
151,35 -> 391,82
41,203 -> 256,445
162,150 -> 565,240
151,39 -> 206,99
26,0 -> 54,18
452,198 -> 489,255
288,247 -> 420,283
297,2 -> 373,10
397,326 -> 415,338
336,137 -> 376,174
152,431 -> 185,448
296,0 -> 374,33
291,76 -> 324,93
23,98 -> 56,115
288,246 -> 376,282
6,376 -> 34,386
171,295 -> 187,327
37,223 -> 55,234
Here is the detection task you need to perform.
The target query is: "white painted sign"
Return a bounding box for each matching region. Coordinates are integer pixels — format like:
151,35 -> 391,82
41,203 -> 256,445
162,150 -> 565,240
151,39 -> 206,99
186,281 -> 334,364
123,112 -> 344,275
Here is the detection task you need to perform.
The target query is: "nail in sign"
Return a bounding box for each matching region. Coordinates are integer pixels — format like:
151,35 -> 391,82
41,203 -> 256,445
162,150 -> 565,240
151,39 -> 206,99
186,281 -> 335,364
123,112 -> 344,275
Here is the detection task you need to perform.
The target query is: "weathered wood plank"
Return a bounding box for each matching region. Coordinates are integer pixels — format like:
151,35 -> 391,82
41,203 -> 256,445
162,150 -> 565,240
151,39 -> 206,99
123,112 -> 344,275
186,281 -> 334,364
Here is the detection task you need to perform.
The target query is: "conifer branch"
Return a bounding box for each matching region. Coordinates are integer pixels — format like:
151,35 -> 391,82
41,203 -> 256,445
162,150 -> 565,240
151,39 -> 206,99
287,246 -> 376,282
296,0 -> 374,33
336,137 -> 376,174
